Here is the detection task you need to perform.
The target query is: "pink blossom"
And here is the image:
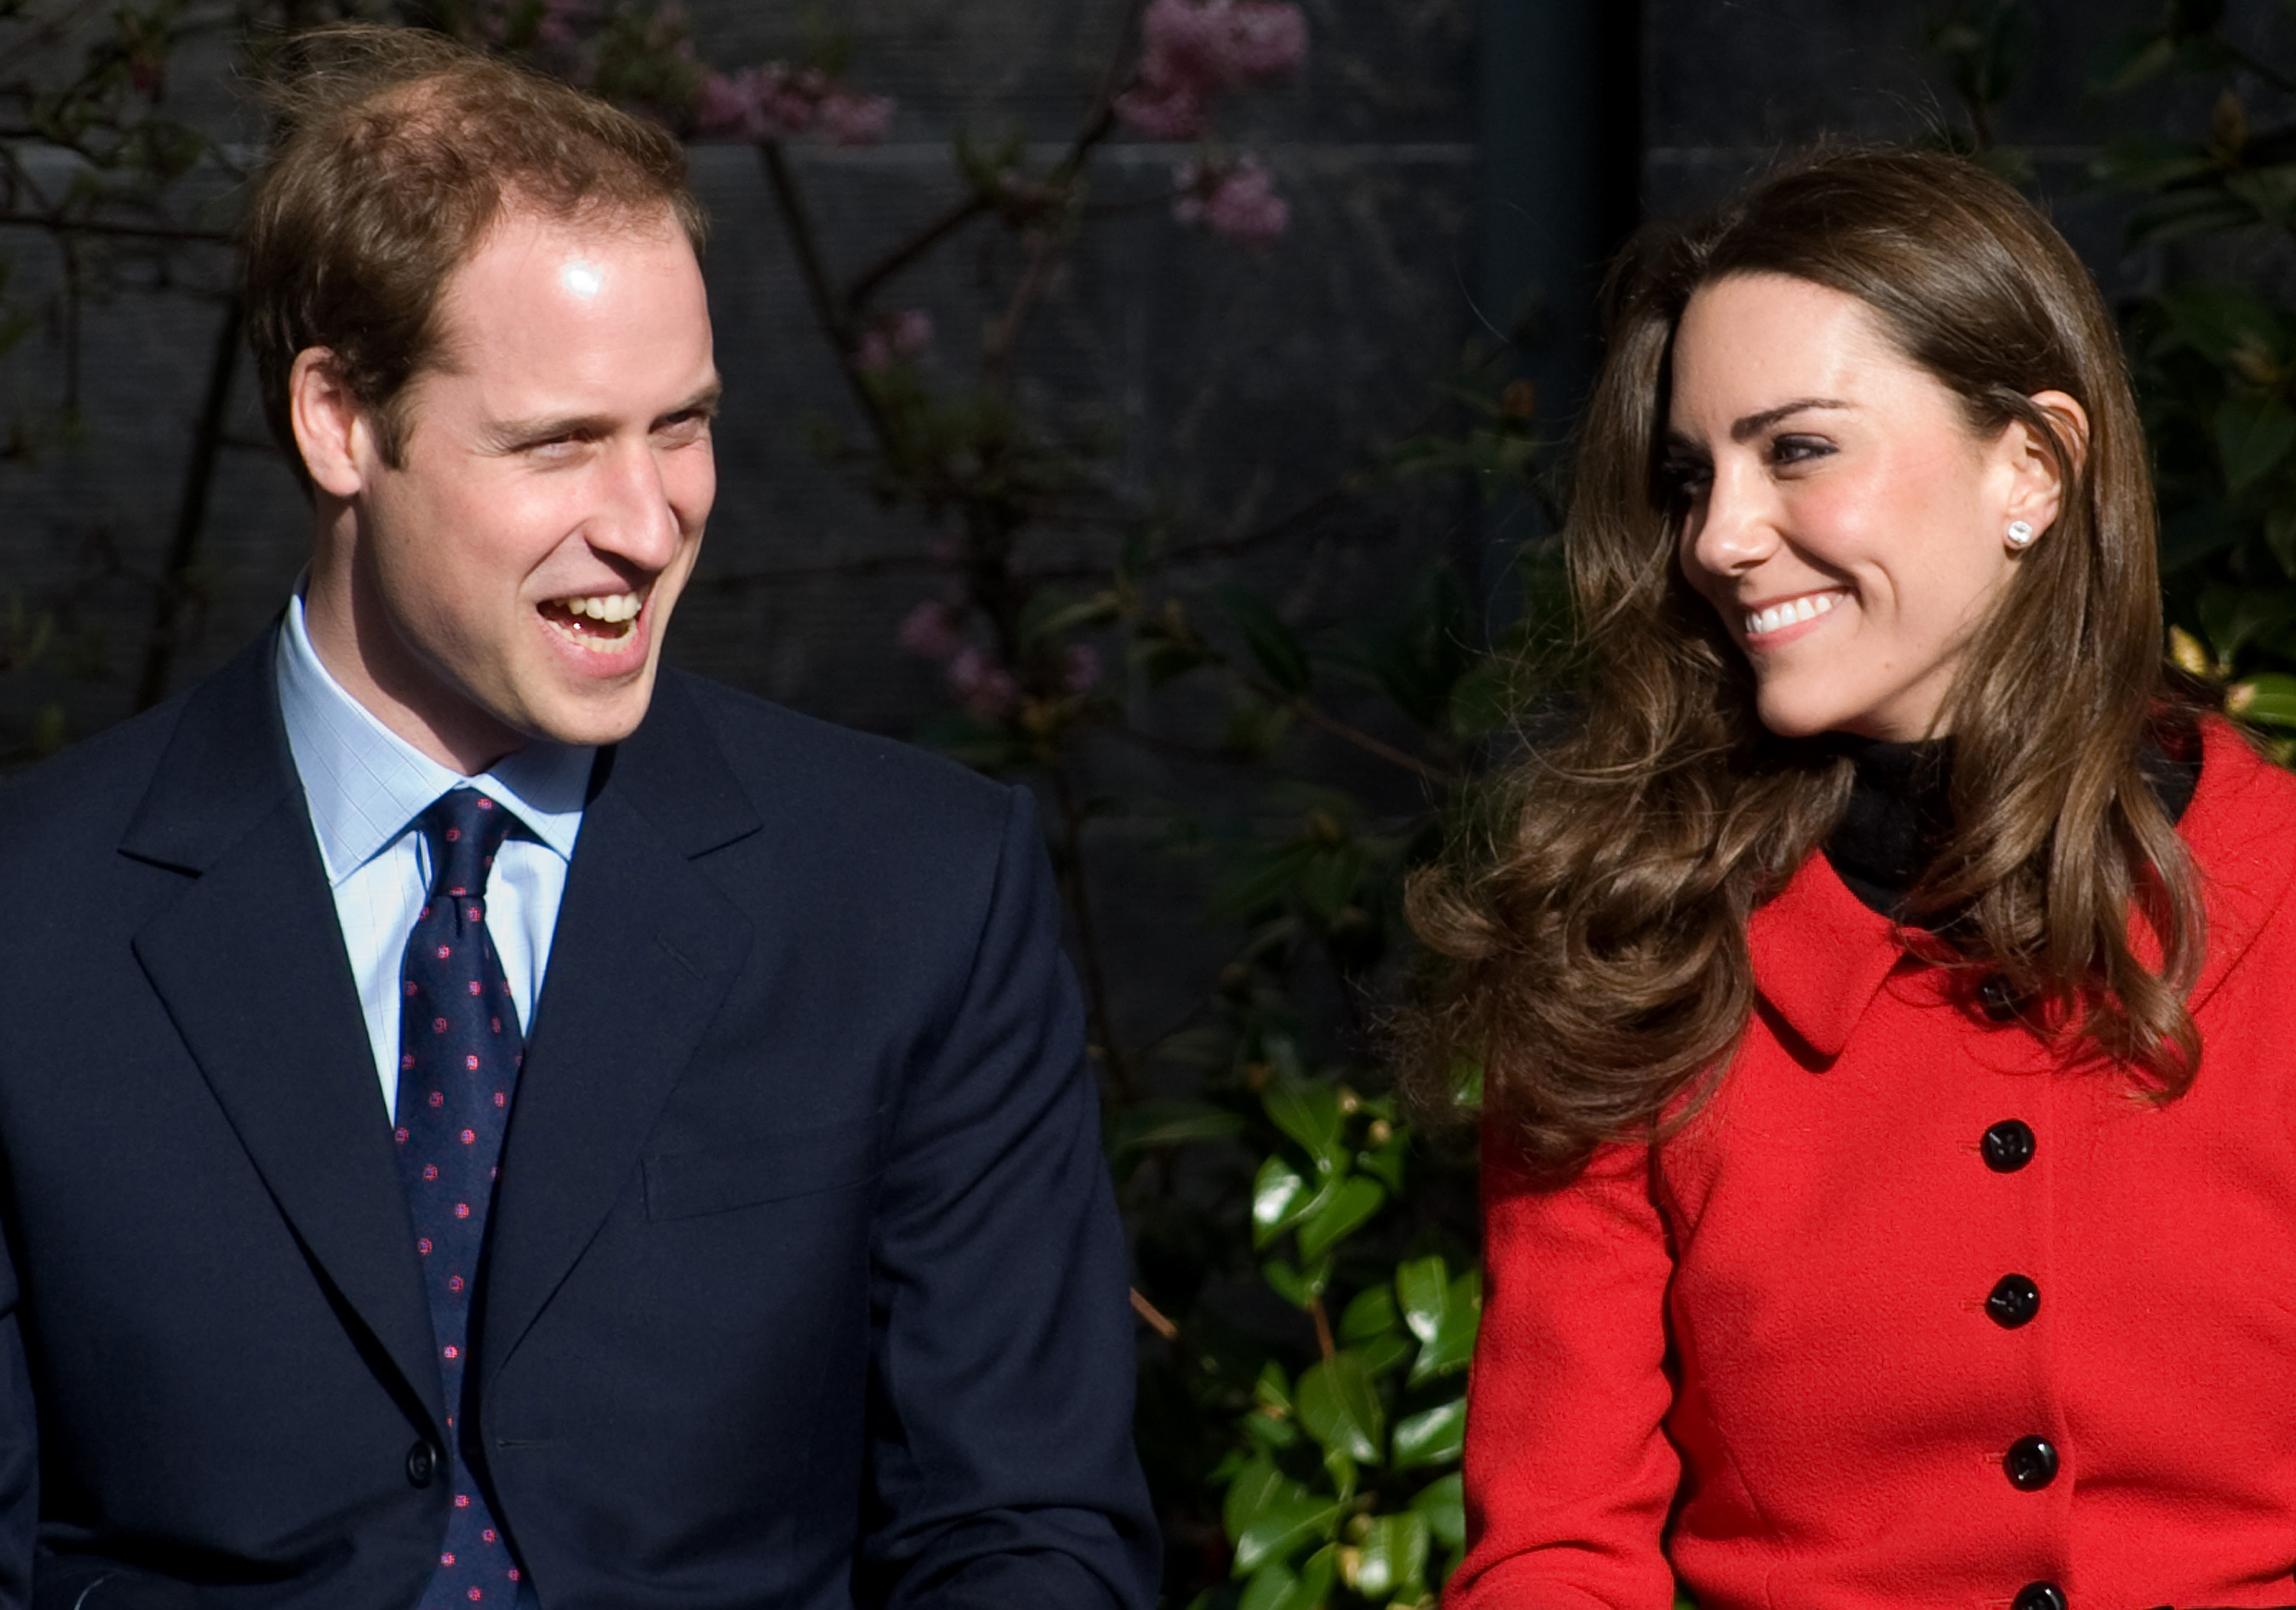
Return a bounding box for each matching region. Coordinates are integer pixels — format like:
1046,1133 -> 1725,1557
819,90 -> 895,146
891,308 -> 933,355
1127,0 -> 1309,124
896,601 -> 964,660
1174,157 -> 1290,243
947,648 -> 1019,720
1114,77 -> 1206,141
696,65 -> 818,142
1062,644 -> 1104,696
537,0 -> 584,47
1222,2 -> 1309,79
856,308 -> 934,374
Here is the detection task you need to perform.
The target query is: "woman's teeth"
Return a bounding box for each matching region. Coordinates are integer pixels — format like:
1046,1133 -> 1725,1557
1744,592 -> 1840,637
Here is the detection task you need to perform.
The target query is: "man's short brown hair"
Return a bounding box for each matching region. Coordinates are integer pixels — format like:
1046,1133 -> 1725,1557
243,24 -> 707,481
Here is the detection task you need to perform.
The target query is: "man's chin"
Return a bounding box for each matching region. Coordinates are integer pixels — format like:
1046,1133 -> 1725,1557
503,669 -> 661,751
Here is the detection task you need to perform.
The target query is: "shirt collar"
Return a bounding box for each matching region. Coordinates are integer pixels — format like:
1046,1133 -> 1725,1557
275,591 -> 593,887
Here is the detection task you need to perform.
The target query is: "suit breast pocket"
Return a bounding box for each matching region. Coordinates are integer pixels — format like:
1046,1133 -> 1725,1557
642,1112 -> 886,1221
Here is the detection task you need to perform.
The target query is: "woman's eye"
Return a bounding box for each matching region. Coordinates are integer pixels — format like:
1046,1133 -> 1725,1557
1661,458 -> 1711,502
1769,434 -> 1833,468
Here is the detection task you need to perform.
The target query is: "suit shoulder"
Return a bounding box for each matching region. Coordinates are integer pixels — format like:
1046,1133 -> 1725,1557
667,671 -> 1013,836
0,695 -> 191,862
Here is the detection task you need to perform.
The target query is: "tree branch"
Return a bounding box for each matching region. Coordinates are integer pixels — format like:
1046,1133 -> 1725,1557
135,291 -> 240,712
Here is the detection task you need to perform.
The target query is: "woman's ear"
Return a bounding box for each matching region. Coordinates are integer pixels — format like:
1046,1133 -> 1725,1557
289,347 -> 371,500
2001,389 -> 2089,540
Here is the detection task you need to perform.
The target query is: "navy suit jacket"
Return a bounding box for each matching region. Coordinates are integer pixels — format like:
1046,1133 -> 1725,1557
0,629 -> 1157,1609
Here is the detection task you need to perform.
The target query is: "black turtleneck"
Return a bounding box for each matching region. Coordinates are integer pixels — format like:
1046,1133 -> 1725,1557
1822,733 -> 2201,924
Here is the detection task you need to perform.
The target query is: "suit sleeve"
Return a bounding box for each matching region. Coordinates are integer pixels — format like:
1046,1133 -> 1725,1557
0,1224 -> 35,1608
856,784 -> 1159,1610
1445,1125 -> 1681,1610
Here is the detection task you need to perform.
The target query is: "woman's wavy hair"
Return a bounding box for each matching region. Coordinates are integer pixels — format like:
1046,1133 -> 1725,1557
1403,147 -> 2210,1178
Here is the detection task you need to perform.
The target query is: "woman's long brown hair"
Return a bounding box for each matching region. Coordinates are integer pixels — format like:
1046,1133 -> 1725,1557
1404,148 -> 2210,1178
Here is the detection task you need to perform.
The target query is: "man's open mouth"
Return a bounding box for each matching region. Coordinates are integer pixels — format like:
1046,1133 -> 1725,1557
540,592 -> 641,650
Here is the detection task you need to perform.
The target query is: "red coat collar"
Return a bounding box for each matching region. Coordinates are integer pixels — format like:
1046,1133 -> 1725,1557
1746,717 -> 2296,1059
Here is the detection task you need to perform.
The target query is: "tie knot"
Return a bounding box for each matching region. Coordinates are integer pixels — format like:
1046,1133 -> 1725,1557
418,788 -> 517,902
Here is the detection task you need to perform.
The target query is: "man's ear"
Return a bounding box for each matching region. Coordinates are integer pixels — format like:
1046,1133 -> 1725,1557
289,348 -> 372,500
2002,389 -> 2089,539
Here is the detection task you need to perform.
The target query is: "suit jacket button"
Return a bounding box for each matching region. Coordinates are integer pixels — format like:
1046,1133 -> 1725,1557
2004,1434 -> 2058,1491
406,1441 -> 438,1488
1986,1273 -> 2040,1328
2011,1584 -> 2066,1610
1981,1119 -> 2036,1172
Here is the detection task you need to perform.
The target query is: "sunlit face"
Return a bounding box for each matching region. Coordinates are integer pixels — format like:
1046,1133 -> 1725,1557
304,204 -> 719,771
1667,272 -> 2052,742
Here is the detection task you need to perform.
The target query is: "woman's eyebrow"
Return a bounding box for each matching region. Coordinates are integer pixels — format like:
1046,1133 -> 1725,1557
1730,397 -> 1849,442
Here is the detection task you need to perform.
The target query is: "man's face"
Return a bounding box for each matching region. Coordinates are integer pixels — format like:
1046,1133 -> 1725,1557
319,204 -> 719,768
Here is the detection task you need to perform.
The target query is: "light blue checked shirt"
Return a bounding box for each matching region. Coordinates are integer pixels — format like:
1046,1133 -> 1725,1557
275,592 -> 592,1123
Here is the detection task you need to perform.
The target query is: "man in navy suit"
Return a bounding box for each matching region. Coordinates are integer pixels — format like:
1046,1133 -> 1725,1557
0,25 -> 1155,1609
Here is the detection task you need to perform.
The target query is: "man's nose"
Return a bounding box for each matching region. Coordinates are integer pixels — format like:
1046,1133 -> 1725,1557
1685,462 -> 1778,579
592,438 -> 686,565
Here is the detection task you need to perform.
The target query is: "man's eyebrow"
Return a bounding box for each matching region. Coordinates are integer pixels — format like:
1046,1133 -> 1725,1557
1730,397 -> 1848,442
481,382 -> 724,450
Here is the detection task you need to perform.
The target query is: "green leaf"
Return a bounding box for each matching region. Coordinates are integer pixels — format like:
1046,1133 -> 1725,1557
1264,1082 -> 1345,1171
2087,27 -> 2176,96
1231,1478 -> 1344,1576
1213,585 -> 1313,696
1391,1397 -> 1466,1469
1296,1175 -> 1387,1260
1394,1256 -> 1451,1343
1339,1283 -> 1401,1343
2219,394 -> 2296,491
1264,1253 -> 1334,1309
1240,1543 -> 1340,1610
1411,1473 -> 1467,1549
2233,671 -> 2296,728
1356,1127 -> 1410,1193
1295,1352 -> 1384,1463
1238,1561 -> 1301,1610
2269,506 -> 2296,577
1410,1269 -> 1482,1385
1107,1099 -> 1246,1163
1346,1511 -> 1431,1603
1019,587 -> 1120,647
2156,282 -> 2285,369
1253,1155 -> 1313,1246
1223,1452 -> 1296,1545
1254,1359 -> 1294,1414
1243,1410 -> 1302,1452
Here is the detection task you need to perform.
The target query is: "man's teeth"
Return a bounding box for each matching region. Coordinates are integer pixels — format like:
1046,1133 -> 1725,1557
1744,593 -> 1840,637
556,593 -> 640,623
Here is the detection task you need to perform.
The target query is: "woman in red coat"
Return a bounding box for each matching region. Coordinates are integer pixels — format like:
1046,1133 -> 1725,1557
1407,148 -> 2296,1608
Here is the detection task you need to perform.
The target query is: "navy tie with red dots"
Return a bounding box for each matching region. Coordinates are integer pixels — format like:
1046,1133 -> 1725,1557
396,788 -> 527,1608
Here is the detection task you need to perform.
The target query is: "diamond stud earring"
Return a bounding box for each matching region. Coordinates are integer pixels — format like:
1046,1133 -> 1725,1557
2005,520 -> 2036,549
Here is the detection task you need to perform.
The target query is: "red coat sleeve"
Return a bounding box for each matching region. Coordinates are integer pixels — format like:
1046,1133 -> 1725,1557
1447,1123 -> 1681,1610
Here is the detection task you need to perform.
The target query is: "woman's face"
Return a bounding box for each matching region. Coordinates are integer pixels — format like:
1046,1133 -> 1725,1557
1667,272 -> 2069,742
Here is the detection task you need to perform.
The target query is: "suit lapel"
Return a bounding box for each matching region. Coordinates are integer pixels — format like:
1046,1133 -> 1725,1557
478,673 -> 758,1377
123,632 -> 446,1430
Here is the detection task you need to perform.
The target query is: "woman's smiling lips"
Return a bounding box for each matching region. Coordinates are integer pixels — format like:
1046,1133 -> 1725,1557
1739,588 -> 1848,648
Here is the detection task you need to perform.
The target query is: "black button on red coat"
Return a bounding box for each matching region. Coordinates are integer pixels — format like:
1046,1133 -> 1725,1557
2005,1435 -> 2059,1491
2011,1584 -> 2066,1610
1987,1273 -> 2040,1328
1982,1119 -> 2036,1172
